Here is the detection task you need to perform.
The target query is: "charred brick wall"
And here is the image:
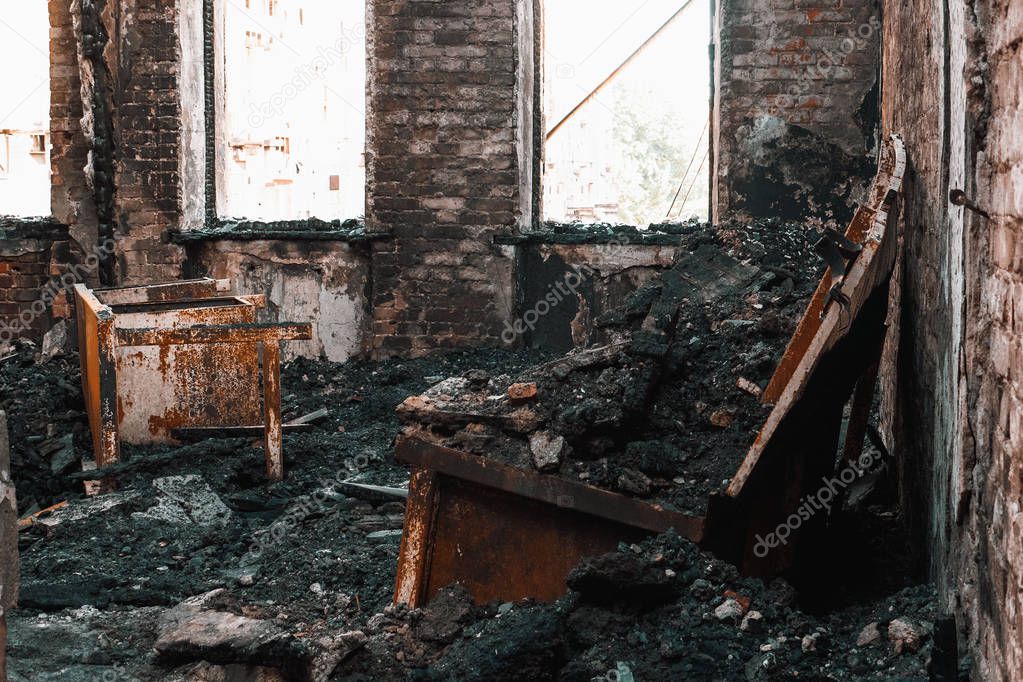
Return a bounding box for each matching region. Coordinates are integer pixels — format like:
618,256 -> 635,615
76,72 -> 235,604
108,0 -> 186,284
713,0 -> 881,223
880,0 -> 1023,676
365,0 -> 535,356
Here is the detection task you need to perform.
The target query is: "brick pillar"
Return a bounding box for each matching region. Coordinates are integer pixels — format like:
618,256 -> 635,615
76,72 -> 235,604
366,0 -> 536,356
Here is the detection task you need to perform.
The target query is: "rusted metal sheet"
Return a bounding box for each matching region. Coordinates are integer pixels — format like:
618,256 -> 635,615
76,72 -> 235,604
116,322 -> 312,347
92,277 -> 230,306
73,284 -> 120,466
393,436 -> 704,607
74,281 -> 312,482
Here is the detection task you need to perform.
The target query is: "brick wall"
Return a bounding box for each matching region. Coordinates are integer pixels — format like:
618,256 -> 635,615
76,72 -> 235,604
365,0 -> 534,356
713,0 -> 880,222
880,0 -> 1023,676
0,221 -> 71,345
50,0 -> 96,246
110,0 -> 186,284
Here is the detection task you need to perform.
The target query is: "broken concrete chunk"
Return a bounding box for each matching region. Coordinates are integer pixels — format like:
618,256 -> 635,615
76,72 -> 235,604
740,610 -> 764,633
40,320 -> 69,361
887,617 -> 925,654
709,410 -> 735,428
714,598 -> 744,622
132,475 -> 232,527
529,432 -> 565,472
616,468 -> 652,496
856,622 -> 882,647
507,382 -> 538,402
155,590 -> 308,672
737,377 -> 763,397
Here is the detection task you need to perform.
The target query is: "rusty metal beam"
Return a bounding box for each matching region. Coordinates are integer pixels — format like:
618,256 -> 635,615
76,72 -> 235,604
93,278 -> 230,306
546,0 -> 698,142
116,322 -> 312,348
396,436 -> 704,538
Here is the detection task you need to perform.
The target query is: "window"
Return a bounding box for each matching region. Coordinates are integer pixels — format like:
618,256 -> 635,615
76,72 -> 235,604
0,3 -> 50,216
218,0 -> 366,222
543,0 -> 710,226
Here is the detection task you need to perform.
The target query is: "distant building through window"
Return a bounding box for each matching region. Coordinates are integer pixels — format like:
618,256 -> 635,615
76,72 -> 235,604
543,0 -> 710,226
220,0 -> 366,221
0,3 -> 51,217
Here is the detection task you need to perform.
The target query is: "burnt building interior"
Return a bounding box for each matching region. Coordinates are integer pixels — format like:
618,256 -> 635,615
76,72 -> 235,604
0,0 -> 1019,679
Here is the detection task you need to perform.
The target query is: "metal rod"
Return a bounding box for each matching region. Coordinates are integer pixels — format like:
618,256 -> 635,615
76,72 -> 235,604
546,0 -> 698,142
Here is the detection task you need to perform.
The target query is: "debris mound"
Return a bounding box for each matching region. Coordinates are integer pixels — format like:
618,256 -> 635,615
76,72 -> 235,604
399,220 -> 824,514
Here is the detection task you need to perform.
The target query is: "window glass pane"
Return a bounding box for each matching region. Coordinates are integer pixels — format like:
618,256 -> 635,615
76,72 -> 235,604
221,0 -> 365,221
543,0 -> 710,226
0,3 -> 51,217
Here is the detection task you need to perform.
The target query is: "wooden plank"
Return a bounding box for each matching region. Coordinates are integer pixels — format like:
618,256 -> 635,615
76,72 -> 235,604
394,468 -> 439,607
726,134 -> 906,500
116,322 -> 312,348
262,342 -> 284,482
93,278 -> 229,305
761,135 -> 906,406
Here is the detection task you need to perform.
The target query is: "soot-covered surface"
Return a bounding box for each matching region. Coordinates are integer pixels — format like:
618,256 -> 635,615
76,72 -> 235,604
398,220 -> 823,515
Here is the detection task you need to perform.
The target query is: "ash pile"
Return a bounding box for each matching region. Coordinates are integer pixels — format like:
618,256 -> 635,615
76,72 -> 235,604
398,221 -> 824,515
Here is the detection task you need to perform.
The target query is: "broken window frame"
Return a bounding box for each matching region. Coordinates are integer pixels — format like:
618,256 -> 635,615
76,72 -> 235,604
537,0 -> 717,230
198,0 -> 367,236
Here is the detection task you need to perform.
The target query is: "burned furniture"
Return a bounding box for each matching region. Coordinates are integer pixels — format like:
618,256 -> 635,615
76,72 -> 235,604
393,134 -> 907,607
394,436 -> 703,607
704,134 -> 907,576
73,278 -> 312,481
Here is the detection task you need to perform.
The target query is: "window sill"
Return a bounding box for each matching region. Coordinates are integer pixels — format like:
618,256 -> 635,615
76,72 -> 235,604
168,218 -> 392,245
0,216 -> 68,240
494,221 -> 695,247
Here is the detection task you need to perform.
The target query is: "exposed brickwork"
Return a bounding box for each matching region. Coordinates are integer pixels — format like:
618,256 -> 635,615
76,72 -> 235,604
49,0 -> 97,240
0,223 -> 71,344
713,0 -> 881,221
881,0 -> 1023,676
110,0 -> 186,284
366,0 -> 532,356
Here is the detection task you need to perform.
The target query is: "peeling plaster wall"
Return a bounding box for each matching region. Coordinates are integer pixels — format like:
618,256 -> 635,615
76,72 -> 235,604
189,241 -> 372,362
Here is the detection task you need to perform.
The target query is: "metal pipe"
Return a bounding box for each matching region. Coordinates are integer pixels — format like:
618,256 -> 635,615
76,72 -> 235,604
545,0 -> 698,142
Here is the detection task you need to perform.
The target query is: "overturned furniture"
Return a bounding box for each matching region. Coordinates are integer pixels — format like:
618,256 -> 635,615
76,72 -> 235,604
73,278 -> 312,481
704,134 -> 907,576
394,436 -> 703,607
393,134 -> 907,607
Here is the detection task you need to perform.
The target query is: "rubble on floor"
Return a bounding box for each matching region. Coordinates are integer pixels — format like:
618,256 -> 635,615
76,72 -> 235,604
399,220 -> 823,515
